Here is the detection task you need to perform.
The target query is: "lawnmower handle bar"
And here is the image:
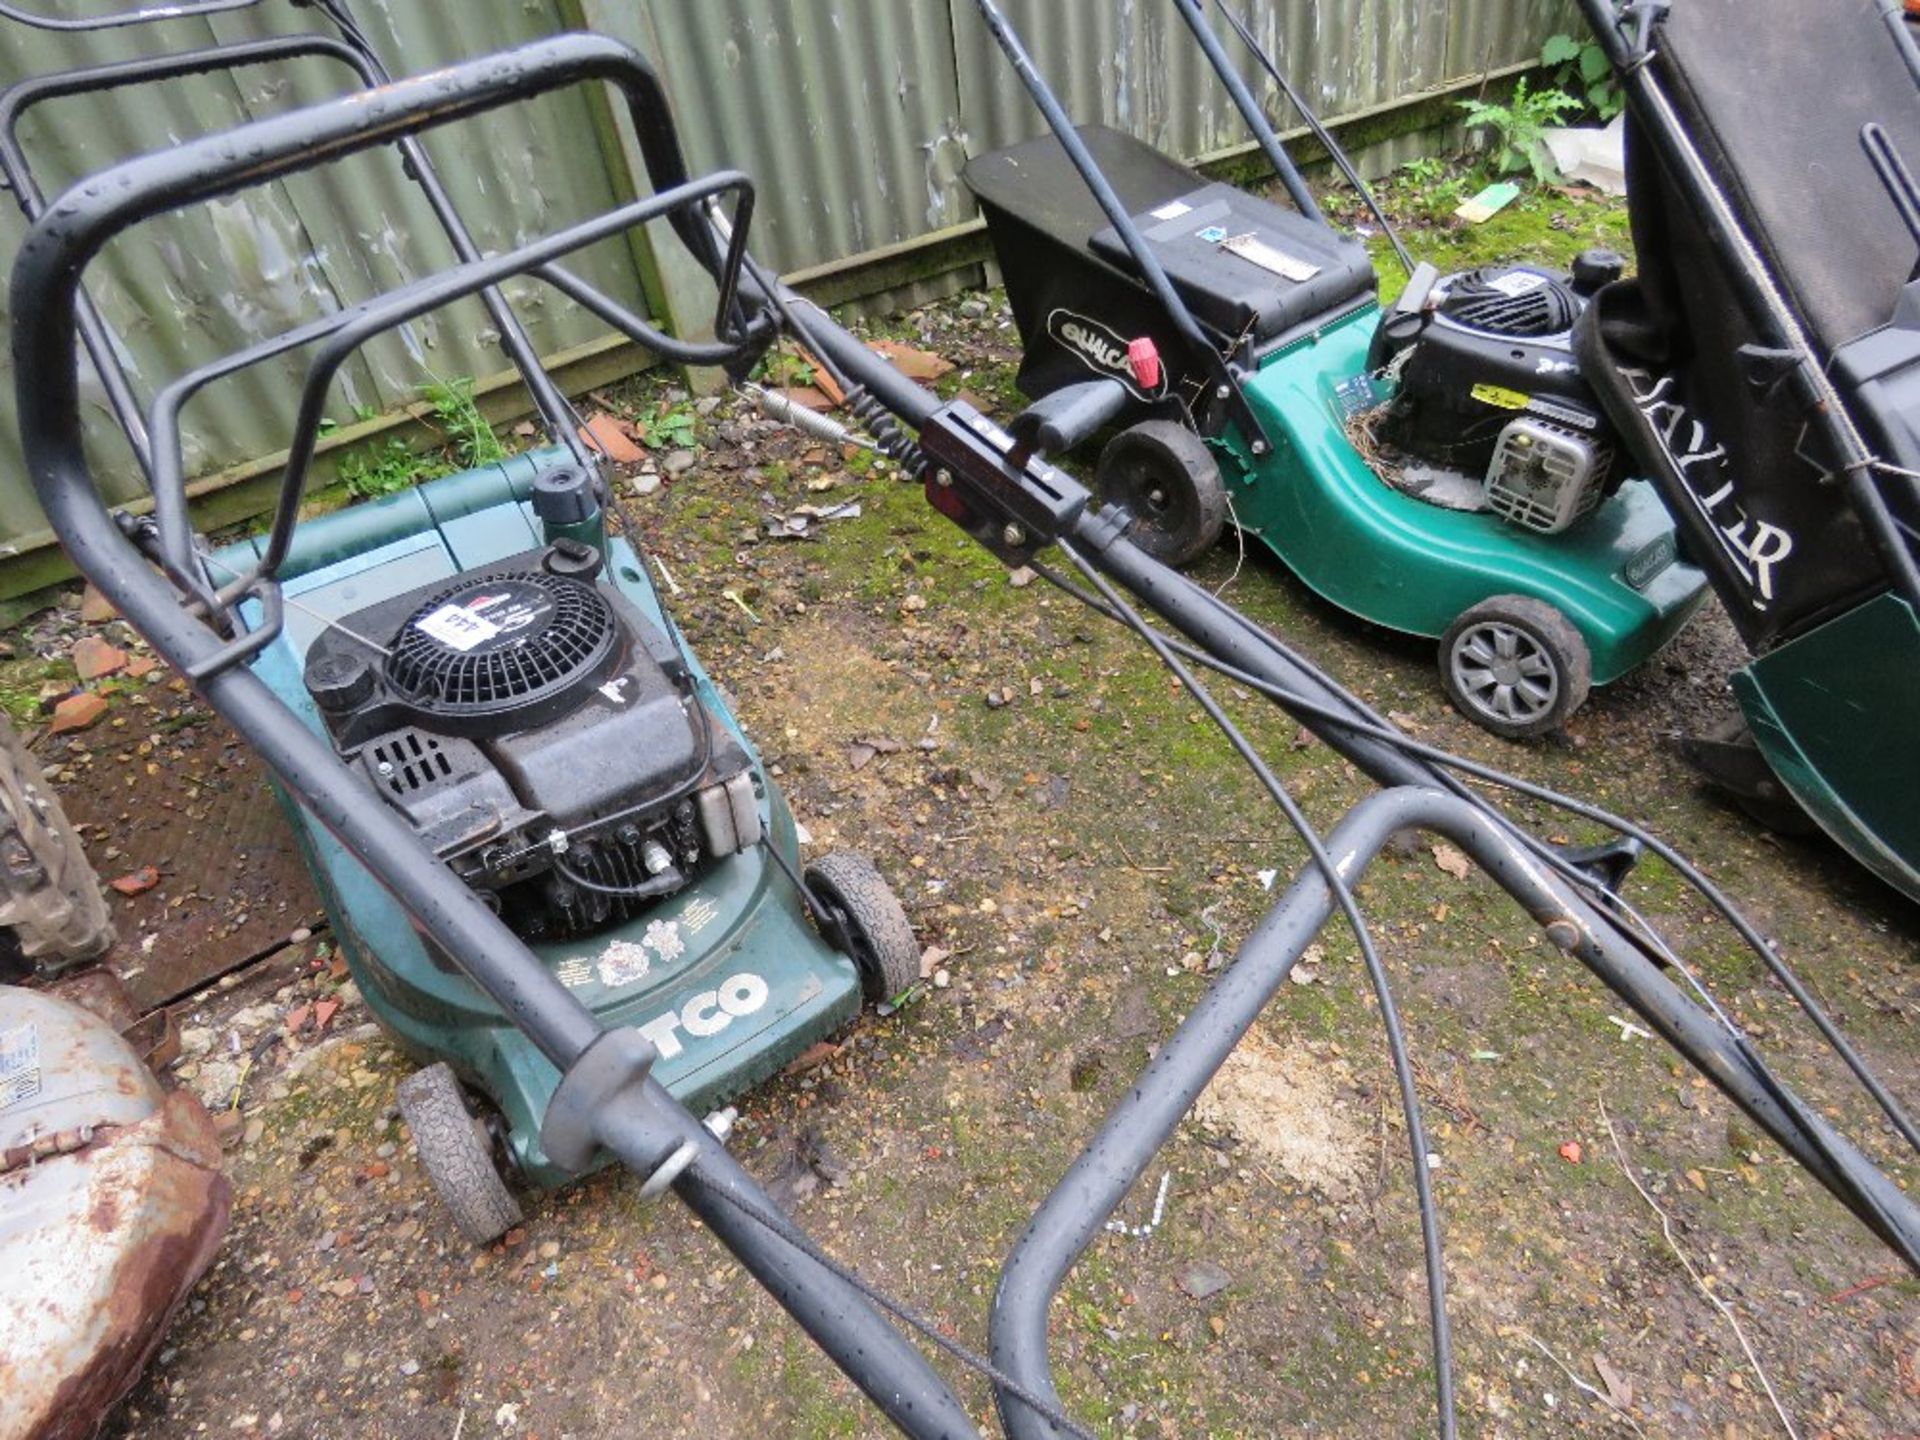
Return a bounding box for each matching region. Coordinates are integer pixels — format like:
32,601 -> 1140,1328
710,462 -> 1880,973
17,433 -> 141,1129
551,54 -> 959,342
0,30 -> 593,524
742,261 -> 1920,1260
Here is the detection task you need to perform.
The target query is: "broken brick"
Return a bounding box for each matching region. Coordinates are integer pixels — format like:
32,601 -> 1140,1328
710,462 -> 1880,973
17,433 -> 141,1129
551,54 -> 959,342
72,634 -> 129,681
48,692 -> 110,735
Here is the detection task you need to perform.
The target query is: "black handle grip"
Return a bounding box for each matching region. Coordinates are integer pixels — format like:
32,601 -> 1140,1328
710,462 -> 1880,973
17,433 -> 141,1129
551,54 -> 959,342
1007,378 -> 1132,458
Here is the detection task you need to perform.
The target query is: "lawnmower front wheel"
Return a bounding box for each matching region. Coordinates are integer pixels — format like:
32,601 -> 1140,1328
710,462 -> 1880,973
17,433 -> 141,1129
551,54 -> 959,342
1439,595 -> 1592,740
1095,420 -> 1228,568
397,1062 -> 524,1245
805,851 -> 919,1004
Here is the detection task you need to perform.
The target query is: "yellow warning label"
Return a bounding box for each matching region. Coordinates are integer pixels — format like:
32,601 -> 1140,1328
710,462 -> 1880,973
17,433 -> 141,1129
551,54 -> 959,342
1470,383 -> 1531,410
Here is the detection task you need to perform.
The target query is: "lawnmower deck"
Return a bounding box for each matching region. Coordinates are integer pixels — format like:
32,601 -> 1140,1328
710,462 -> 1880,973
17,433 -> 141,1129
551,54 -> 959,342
1221,307 -> 1709,684
1733,592 -> 1920,901
216,455 -> 863,1186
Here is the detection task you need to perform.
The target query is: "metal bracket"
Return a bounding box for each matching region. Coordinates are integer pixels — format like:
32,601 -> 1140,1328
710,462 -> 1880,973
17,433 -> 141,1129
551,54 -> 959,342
918,399 -> 1091,566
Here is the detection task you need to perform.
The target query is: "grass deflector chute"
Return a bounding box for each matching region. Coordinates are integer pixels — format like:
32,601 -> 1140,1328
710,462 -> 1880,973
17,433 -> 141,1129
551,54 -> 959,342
7,14 -> 1918,1440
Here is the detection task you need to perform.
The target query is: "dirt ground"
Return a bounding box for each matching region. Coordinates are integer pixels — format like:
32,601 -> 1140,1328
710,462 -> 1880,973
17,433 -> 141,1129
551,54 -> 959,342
12,183 -> 1917,1438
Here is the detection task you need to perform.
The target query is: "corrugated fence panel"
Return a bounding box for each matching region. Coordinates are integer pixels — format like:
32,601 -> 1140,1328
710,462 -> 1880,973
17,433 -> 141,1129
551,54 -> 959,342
0,0 -> 653,535
580,0 -> 967,275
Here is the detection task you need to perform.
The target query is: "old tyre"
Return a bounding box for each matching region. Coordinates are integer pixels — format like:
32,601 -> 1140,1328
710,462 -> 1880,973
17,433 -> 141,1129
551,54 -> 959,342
805,851 -> 919,1004
1439,596 -> 1592,740
397,1062 -> 523,1245
0,715 -> 113,980
1095,420 -> 1228,567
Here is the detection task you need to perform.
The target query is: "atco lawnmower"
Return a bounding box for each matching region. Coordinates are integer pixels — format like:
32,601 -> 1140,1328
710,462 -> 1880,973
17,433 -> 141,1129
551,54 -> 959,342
8,6 -> 1918,1440
962,0 -> 1710,741
0,0 -> 917,1246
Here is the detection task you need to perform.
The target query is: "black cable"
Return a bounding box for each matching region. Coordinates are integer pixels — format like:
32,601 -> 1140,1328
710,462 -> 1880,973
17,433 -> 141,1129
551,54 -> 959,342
1030,558 -> 1920,1157
1212,0 -> 1417,278
693,1178 -> 1100,1440
1174,568 -> 1920,1153
551,856 -> 683,901
1055,539 -> 1460,1439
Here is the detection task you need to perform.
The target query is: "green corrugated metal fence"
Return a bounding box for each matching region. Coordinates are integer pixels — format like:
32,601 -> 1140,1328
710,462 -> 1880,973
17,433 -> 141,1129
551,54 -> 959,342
0,0 -> 1577,595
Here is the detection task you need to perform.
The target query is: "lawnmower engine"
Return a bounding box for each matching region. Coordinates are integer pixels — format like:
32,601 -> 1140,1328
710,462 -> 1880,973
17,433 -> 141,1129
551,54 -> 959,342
1366,251 -> 1628,534
301,543 -> 760,943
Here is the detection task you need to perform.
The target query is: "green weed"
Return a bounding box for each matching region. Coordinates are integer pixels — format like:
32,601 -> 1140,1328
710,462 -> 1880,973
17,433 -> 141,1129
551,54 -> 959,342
1457,78 -> 1583,182
1541,33 -> 1623,122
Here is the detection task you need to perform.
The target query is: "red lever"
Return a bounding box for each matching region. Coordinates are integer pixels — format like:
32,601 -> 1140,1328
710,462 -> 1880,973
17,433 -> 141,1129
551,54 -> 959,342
1127,336 -> 1161,391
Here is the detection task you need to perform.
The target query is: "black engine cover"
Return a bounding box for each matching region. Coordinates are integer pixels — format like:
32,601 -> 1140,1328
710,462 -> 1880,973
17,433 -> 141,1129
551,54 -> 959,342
1368,265 -> 1617,479
302,548 -> 736,933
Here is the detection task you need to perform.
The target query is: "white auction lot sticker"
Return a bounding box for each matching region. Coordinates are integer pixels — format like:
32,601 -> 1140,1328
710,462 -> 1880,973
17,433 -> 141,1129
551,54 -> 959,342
415,603 -> 501,652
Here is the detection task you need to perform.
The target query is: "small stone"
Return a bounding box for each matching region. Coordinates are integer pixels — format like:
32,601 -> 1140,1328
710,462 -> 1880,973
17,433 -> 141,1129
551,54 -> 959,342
1008,567 -> 1035,588
537,1240 -> 560,1260
242,1117 -> 265,1147
1177,1260 -> 1233,1300
399,1359 -> 420,1377
289,926 -> 312,945
80,584 -> 118,623
630,472 -> 661,497
901,594 -> 928,612
694,395 -> 721,417
663,448 -> 697,476
932,969 -> 951,989
958,298 -> 989,319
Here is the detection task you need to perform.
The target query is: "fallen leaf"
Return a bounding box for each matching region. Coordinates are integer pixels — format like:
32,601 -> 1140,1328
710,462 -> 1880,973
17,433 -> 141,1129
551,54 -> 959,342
1685,1168 -> 1708,1193
578,411 -> 644,465
782,1040 -> 840,1077
870,338 -> 955,381
1431,842 -> 1472,880
918,945 -> 951,980
1558,1140 -> 1583,1163
1290,725 -> 1317,751
846,741 -> 877,772
108,865 -> 161,896
1592,1352 -> 1633,1409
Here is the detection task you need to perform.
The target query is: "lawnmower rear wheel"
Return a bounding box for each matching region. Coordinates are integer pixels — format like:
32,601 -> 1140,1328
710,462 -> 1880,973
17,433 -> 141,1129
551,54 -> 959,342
1095,420 -> 1227,567
805,851 -> 918,1003
397,1062 -> 524,1245
1439,595 -> 1591,740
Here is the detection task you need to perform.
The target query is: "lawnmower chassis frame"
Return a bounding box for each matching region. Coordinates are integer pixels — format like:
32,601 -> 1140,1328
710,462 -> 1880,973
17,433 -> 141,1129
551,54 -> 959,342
9,32 -> 1917,1440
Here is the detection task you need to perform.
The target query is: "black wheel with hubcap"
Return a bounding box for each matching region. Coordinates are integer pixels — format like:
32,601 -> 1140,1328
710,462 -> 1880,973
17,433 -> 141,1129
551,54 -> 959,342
1439,595 -> 1591,740
805,851 -> 919,1004
1095,420 -> 1228,568
397,1061 -> 524,1245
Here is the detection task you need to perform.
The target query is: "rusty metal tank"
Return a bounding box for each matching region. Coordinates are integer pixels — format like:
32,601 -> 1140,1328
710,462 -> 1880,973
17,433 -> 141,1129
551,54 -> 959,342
0,986 -> 230,1440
